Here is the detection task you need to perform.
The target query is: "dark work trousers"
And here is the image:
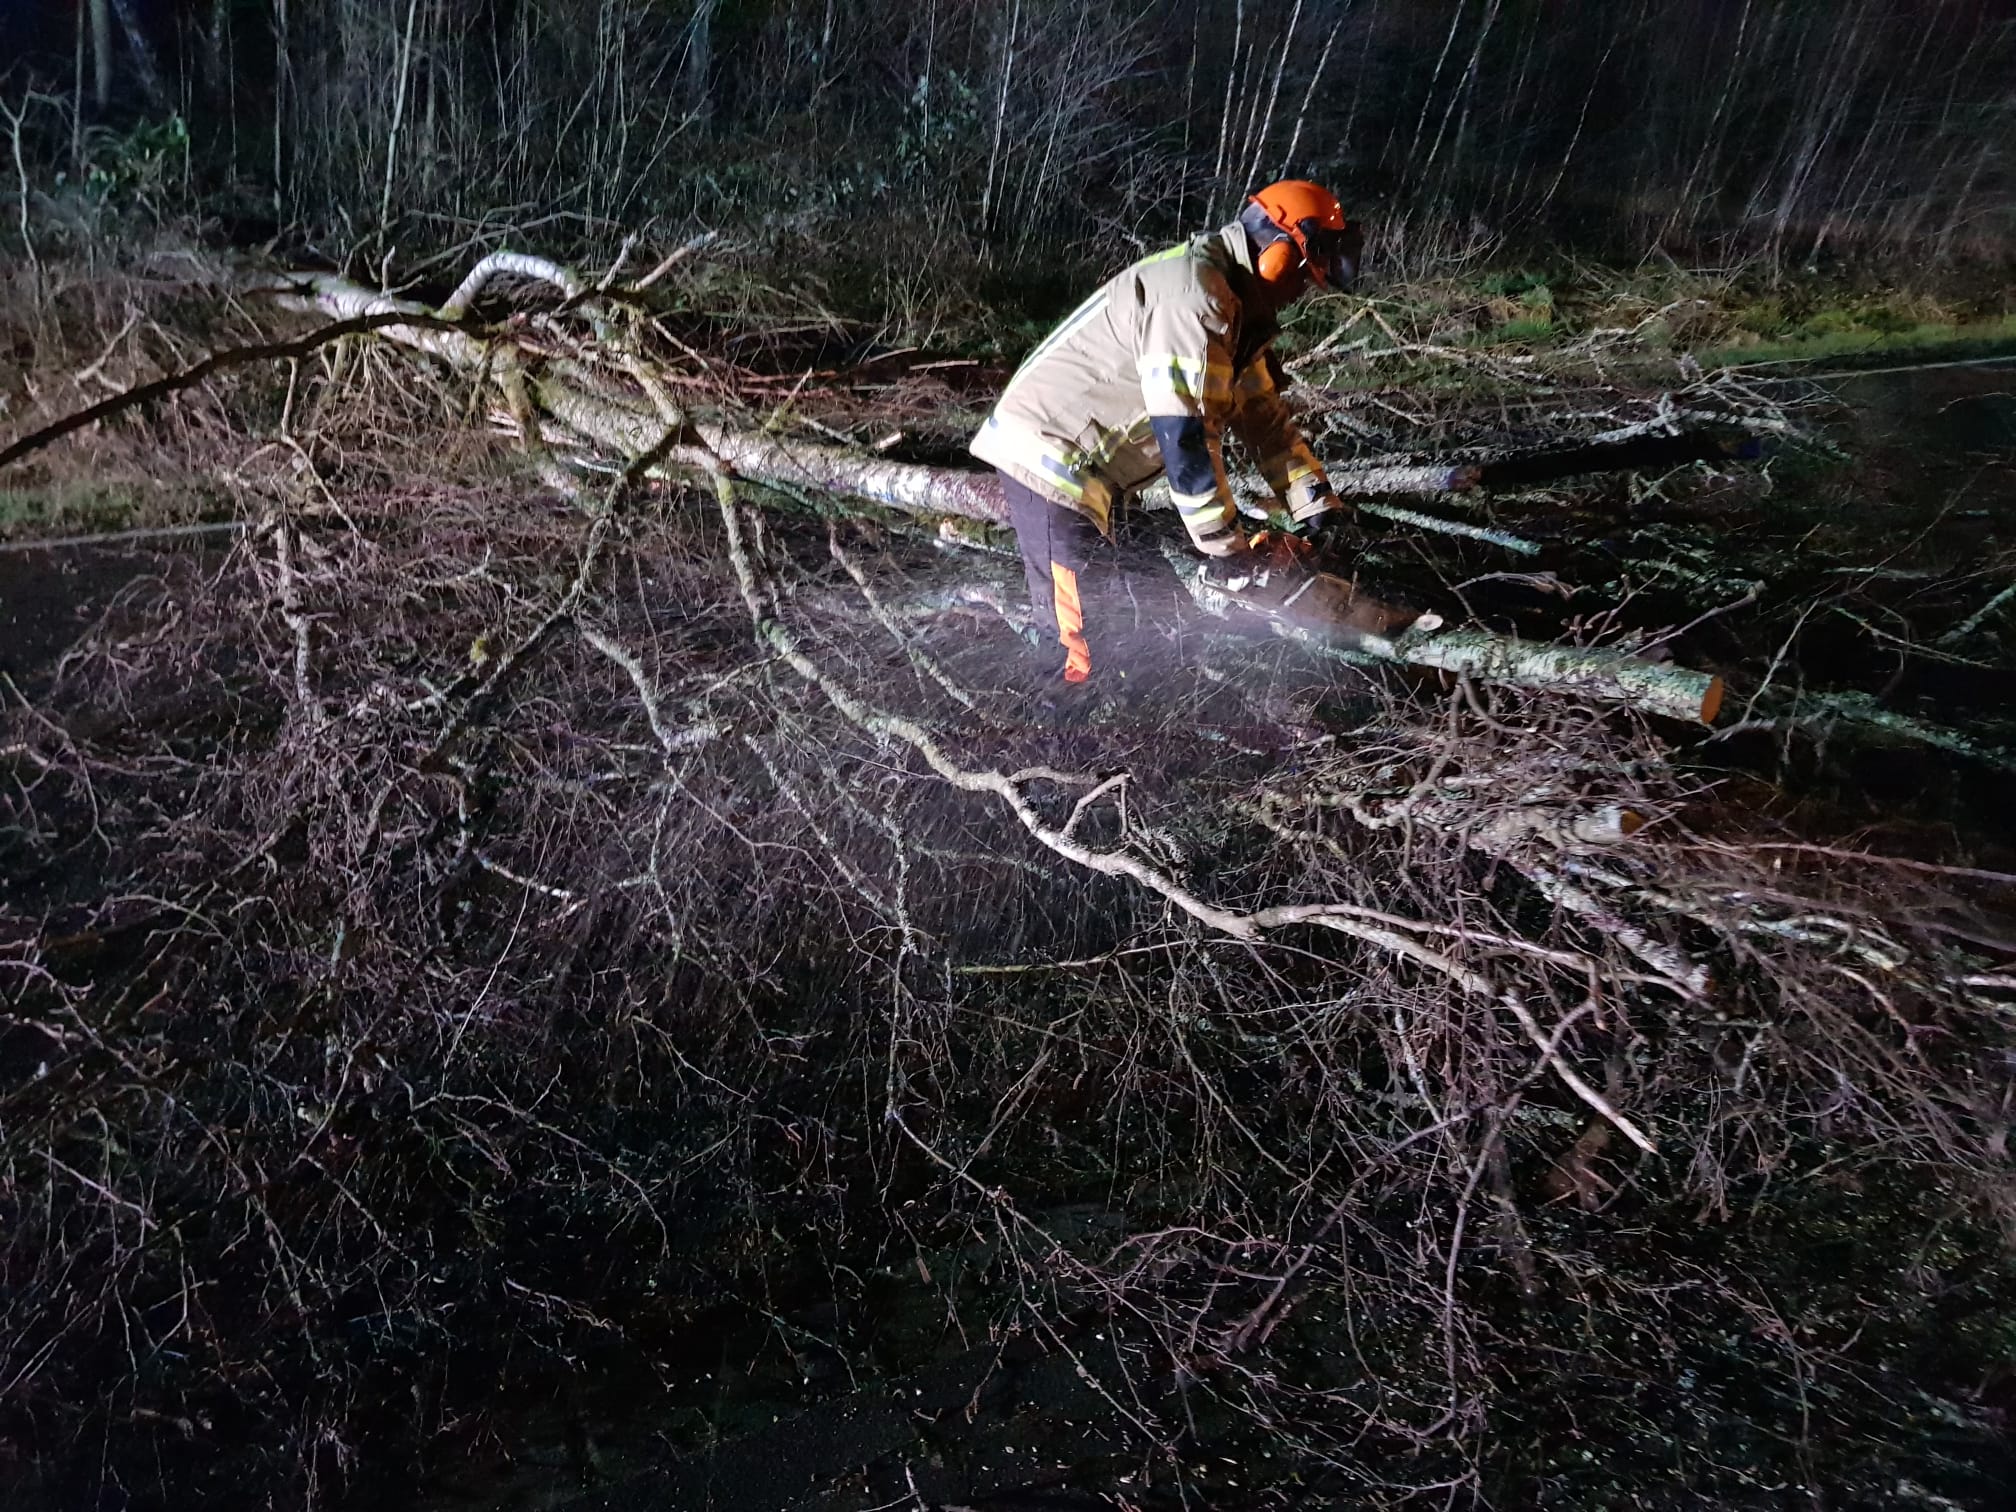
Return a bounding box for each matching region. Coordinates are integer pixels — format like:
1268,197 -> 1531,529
1001,473 -> 1104,683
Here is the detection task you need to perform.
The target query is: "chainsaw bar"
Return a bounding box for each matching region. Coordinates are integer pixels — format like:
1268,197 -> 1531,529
1163,539 -> 1442,652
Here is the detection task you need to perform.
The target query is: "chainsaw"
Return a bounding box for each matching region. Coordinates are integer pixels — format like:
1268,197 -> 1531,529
1165,530 -> 1445,654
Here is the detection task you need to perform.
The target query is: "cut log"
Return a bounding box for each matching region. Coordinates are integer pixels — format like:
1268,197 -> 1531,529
1163,547 -> 1723,725
1382,628 -> 1724,725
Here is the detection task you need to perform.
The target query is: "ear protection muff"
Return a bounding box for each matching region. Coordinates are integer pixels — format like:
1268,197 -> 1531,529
1254,231 -> 1304,285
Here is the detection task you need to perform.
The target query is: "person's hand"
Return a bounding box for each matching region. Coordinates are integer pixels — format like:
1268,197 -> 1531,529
1197,536 -> 1264,594
1194,529 -> 1253,561
1292,502 -> 1356,556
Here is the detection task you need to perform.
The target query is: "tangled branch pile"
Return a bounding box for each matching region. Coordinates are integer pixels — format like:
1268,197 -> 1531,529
3,252 -> 2014,1509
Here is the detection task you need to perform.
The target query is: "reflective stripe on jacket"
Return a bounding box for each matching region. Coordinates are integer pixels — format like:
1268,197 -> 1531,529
969,223 -> 1331,551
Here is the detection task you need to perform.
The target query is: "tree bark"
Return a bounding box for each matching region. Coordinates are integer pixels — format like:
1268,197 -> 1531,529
1379,628 -> 1723,724
107,0 -> 167,110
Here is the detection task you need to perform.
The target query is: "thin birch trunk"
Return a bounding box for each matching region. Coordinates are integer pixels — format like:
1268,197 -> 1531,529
90,0 -> 113,111
381,0 -> 424,227
72,1 -> 86,170
1404,0 -> 1470,176
1281,7 -> 1351,178
979,0 -> 1022,239
271,0 -> 288,217
1241,0 -> 1302,191
1211,0 -> 1245,200
1421,0 -> 1502,182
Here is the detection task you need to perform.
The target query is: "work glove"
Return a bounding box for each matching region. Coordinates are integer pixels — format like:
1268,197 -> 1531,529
1281,472 -> 1346,540
1191,526 -> 1252,560
1197,549 -> 1261,598
1290,500 -> 1356,556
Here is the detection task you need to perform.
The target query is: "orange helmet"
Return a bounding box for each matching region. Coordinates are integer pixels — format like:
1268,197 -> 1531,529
1245,179 -> 1362,290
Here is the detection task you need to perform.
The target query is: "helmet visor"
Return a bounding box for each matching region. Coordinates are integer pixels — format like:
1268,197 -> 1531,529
1298,219 -> 1363,290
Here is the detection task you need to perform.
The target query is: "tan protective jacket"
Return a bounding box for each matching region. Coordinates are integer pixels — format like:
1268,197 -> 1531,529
970,223 -> 1331,554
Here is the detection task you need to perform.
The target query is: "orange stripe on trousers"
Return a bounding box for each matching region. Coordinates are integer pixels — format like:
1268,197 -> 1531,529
1050,562 -> 1091,683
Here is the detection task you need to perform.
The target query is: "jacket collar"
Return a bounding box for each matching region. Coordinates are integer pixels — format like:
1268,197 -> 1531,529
1202,221 -> 1278,363
1207,220 -> 1256,278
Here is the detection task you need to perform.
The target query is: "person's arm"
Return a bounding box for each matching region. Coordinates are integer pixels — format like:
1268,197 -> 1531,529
1138,281 -> 1247,557
1231,350 -> 1337,528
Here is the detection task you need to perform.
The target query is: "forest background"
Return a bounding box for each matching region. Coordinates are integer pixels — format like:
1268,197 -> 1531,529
4,0 -> 2014,308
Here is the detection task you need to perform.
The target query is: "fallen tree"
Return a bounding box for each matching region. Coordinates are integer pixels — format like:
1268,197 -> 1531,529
268,253 -> 1725,723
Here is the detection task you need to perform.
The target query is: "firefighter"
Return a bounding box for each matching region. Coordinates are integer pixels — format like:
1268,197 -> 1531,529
971,180 -> 1363,684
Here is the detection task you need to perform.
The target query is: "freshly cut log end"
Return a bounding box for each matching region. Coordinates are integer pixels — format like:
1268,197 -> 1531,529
1699,675 -> 1725,726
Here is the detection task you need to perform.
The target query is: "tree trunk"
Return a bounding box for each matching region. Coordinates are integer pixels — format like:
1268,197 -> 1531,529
90,0 -> 113,111
1165,549 -> 1724,724
107,0 -> 167,110
1374,627 -> 1723,724
686,0 -> 718,132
